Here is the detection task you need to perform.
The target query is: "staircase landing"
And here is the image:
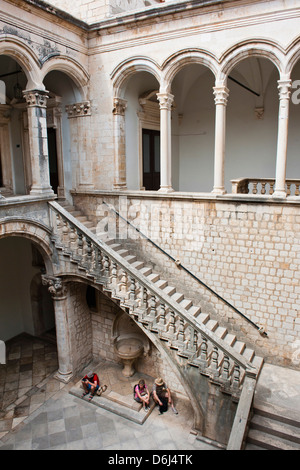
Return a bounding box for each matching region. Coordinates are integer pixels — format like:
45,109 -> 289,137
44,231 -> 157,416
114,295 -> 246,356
245,363 -> 300,450
69,360 -> 156,425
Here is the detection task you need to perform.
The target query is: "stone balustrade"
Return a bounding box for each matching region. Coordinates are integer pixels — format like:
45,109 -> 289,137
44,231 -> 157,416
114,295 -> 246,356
231,178 -> 300,196
49,200 -> 259,398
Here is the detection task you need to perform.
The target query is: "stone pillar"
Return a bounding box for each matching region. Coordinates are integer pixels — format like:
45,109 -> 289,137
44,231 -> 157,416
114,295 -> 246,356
0,105 -> 13,195
212,85 -> 229,194
273,78 -> 292,198
157,92 -> 174,192
65,101 -> 93,190
42,275 -> 73,383
112,97 -> 127,190
23,89 -> 54,196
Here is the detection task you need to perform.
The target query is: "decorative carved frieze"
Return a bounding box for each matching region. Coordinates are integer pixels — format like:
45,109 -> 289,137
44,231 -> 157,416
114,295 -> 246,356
65,101 -> 91,118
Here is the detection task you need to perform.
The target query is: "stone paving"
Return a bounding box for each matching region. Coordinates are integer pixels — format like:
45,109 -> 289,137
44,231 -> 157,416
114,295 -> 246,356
0,334 -> 215,451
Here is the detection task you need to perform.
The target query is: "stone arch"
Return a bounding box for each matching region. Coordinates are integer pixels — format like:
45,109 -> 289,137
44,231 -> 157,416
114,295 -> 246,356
111,56 -> 162,98
0,218 -> 54,275
219,40 -> 284,83
0,37 -> 44,90
161,49 -> 219,92
285,37 -> 300,75
41,55 -> 90,100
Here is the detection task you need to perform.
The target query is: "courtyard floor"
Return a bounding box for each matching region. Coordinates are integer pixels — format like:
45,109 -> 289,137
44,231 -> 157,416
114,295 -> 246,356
0,334 -> 214,451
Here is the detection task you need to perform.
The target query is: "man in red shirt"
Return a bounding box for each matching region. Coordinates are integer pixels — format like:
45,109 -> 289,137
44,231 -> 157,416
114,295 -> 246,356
81,371 -> 100,400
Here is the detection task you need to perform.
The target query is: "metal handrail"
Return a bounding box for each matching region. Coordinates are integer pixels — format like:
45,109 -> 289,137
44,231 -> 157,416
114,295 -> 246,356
102,201 -> 268,337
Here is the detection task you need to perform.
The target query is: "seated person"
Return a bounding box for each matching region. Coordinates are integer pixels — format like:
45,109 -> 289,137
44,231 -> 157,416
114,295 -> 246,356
134,379 -> 150,412
152,377 -> 178,414
81,371 -> 100,400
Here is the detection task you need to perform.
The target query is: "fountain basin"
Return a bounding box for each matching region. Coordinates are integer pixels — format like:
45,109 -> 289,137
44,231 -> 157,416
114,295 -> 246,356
114,337 -> 144,377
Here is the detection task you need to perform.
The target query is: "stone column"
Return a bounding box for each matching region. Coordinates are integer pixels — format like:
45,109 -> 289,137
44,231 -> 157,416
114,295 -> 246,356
157,92 -> 174,192
0,105 -> 13,195
65,101 -> 93,190
42,275 -> 73,383
112,97 -> 127,190
273,78 -> 292,198
212,85 -> 229,194
23,89 -> 54,196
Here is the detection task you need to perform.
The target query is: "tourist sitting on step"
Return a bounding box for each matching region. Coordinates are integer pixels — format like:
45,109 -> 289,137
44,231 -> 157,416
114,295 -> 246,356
134,379 -> 150,412
81,371 -> 100,401
152,377 -> 178,415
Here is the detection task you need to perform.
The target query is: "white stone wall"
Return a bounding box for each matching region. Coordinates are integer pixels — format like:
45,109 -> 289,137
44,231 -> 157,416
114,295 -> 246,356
73,192 -> 300,368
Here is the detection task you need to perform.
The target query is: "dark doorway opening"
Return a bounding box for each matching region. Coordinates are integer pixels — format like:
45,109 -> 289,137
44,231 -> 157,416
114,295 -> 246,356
142,129 -> 160,190
47,127 -> 59,194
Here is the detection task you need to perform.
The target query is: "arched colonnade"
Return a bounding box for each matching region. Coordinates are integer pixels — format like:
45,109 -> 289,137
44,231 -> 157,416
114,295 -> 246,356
111,39 -> 300,197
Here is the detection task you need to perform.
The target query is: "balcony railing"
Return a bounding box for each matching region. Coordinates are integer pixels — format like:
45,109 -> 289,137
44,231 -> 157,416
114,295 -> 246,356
231,178 -> 300,196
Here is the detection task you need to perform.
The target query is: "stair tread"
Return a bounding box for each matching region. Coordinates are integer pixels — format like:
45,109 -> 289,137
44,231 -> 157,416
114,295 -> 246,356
247,428 -> 300,450
251,414 -> 300,443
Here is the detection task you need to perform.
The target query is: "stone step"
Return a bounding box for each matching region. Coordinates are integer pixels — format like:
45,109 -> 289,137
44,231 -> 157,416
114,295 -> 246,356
170,292 -> 184,303
179,298 -> 193,310
163,285 -> 176,296
123,254 -> 137,264
69,385 -> 155,425
146,272 -> 160,283
247,428 -> 300,450
250,414 -> 300,445
188,305 -> 201,317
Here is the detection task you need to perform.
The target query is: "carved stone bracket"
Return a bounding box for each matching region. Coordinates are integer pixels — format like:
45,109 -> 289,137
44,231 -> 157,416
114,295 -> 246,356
112,97 -> 127,116
65,101 -> 91,118
42,275 -> 67,299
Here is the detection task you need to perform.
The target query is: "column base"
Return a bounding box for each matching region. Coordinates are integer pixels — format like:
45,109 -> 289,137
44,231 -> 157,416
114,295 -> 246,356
54,370 -> 73,383
158,186 -> 174,193
30,186 -> 55,196
272,190 -> 286,198
211,187 -> 226,195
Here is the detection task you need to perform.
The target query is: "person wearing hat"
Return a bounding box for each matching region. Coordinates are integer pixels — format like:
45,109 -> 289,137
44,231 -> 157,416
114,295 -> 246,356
152,377 -> 178,414
81,371 -> 100,401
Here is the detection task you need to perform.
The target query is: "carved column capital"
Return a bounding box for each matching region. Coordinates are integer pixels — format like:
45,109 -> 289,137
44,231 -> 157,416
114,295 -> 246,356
156,92 -> 174,110
213,86 -> 229,106
112,97 -> 127,116
42,275 -> 67,299
23,89 -> 49,108
277,79 -> 292,101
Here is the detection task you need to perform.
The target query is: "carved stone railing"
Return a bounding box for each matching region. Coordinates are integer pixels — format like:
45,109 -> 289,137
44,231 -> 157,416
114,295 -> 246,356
48,200 -> 259,400
231,178 -> 300,196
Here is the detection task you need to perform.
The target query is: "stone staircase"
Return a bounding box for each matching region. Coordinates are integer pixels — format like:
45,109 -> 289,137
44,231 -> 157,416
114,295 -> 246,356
245,401 -> 300,450
56,199 -> 263,383
49,198 -> 266,445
